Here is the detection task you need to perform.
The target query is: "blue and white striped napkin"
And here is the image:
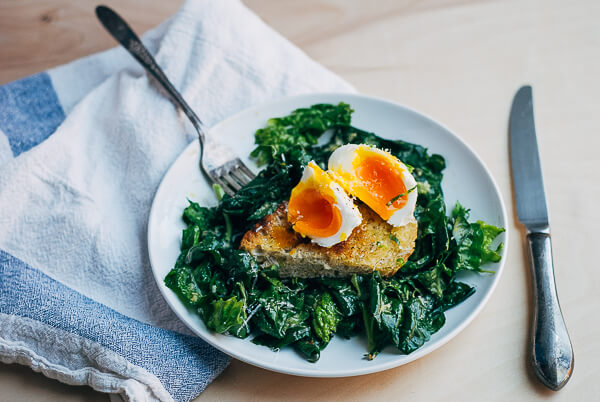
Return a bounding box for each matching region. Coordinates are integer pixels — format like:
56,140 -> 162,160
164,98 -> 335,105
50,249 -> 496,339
0,0 -> 353,400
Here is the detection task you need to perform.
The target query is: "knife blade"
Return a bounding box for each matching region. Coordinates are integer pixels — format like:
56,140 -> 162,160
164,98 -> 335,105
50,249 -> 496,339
509,85 -> 574,391
509,86 -> 549,231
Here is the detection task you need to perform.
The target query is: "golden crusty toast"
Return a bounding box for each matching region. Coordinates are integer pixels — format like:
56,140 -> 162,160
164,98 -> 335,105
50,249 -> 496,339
240,201 -> 418,278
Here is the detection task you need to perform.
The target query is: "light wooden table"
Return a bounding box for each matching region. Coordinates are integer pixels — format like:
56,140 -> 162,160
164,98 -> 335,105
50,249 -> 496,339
1,0 -> 599,401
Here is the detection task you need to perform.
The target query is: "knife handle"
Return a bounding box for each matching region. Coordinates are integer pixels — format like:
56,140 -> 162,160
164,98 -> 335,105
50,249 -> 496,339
527,232 -> 574,390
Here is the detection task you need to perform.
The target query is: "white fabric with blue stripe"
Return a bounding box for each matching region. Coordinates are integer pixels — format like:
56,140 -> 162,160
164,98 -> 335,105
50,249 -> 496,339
0,0 -> 354,400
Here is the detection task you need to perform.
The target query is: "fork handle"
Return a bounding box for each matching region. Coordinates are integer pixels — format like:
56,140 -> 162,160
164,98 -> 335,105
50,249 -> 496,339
95,5 -> 206,144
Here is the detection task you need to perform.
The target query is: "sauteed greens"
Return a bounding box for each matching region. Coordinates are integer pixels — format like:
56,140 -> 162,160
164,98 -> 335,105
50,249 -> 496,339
165,103 -> 504,361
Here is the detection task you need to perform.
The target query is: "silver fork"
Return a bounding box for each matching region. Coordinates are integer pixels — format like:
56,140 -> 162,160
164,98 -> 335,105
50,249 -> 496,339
96,5 -> 256,196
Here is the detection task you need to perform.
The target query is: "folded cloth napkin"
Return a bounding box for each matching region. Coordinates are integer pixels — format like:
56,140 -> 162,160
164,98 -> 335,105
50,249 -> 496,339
0,0 -> 353,401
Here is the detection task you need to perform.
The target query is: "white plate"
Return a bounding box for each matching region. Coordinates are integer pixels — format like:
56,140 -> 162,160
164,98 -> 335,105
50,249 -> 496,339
147,93 -> 508,377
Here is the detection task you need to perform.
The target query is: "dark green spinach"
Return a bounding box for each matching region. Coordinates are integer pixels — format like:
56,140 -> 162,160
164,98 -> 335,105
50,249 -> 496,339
165,102 -> 504,362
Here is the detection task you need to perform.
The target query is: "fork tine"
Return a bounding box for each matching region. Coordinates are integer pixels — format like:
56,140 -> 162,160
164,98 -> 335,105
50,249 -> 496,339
212,175 -> 235,197
237,163 -> 256,181
230,167 -> 251,186
221,173 -> 242,192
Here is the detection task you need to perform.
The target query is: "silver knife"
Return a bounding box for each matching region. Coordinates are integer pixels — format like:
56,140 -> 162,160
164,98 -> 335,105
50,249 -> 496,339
509,85 -> 574,390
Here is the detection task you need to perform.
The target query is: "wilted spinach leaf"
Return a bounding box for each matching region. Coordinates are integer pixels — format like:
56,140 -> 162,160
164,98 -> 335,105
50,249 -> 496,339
164,266 -> 205,306
312,292 -> 342,343
253,277 -> 309,340
440,281 -> 475,311
318,277 -> 359,317
250,103 -> 353,166
479,220 -> 505,262
206,296 -> 249,338
400,294 -> 445,354
449,202 -> 505,273
294,335 -> 326,363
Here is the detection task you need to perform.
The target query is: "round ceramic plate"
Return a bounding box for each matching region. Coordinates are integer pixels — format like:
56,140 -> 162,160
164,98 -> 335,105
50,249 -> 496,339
148,93 -> 508,377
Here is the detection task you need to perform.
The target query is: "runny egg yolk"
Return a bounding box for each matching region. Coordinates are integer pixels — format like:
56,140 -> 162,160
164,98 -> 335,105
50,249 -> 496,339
288,188 -> 342,238
353,152 -> 408,221
287,163 -> 343,239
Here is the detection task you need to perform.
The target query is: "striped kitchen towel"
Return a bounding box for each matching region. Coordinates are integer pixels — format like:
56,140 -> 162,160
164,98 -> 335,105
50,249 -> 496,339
0,0 -> 353,401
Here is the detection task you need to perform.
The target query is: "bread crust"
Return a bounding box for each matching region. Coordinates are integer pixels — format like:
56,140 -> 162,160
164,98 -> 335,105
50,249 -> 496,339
240,201 -> 418,278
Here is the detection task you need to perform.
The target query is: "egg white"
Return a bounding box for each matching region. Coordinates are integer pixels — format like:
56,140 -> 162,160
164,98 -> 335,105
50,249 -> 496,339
292,162 -> 362,248
387,170 -> 417,227
328,144 -> 418,227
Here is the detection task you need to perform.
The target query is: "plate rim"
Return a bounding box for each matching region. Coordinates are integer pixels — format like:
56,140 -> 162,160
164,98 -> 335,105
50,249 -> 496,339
147,92 -> 509,377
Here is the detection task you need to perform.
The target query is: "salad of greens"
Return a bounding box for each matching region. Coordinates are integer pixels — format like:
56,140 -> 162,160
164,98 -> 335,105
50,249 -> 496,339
165,103 -> 504,361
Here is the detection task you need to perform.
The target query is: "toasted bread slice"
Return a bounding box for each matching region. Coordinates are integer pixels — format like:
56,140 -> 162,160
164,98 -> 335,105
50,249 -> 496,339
240,202 -> 418,278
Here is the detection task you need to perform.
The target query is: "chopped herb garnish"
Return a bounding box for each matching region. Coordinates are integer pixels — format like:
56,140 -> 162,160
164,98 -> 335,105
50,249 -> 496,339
386,185 -> 417,206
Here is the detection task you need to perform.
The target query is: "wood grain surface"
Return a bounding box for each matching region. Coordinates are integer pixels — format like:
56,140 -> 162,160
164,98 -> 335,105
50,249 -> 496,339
1,0 -> 599,401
